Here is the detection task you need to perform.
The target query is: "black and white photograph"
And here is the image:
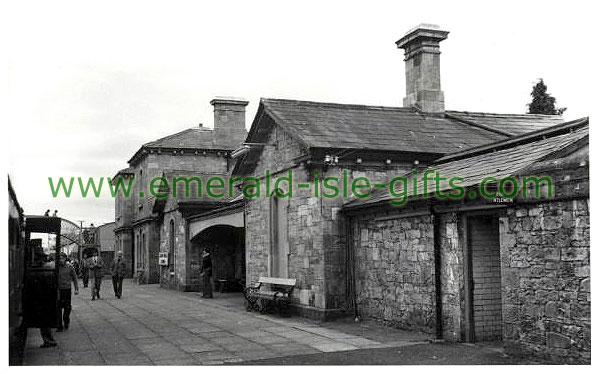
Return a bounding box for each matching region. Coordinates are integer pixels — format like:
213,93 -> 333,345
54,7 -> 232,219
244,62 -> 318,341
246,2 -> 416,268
4,0 -> 595,368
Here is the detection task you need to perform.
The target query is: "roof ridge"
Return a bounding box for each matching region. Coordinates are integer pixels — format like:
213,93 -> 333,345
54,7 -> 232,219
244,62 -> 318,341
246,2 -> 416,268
261,99 -> 565,118
261,97 -> 418,113
445,109 -> 562,119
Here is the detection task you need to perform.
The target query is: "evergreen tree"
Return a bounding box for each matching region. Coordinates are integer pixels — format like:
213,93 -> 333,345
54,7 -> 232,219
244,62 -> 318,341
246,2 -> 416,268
527,79 -> 566,115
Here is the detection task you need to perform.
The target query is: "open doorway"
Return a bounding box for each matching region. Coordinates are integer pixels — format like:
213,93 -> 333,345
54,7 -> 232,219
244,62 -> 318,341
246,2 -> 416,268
190,225 -> 245,293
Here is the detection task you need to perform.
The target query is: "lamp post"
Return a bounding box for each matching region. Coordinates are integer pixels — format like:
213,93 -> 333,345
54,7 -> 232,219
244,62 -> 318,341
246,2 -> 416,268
78,220 -> 84,262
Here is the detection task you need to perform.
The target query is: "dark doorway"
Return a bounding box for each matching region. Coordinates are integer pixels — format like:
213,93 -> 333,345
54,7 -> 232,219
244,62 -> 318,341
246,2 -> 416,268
465,215 -> 503,341
191,225 -> 245,292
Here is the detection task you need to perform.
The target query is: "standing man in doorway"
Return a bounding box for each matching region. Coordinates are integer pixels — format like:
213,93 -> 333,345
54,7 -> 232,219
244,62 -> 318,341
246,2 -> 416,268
57,253 -> 79,331
200,249 -> 213,298
111,252 -> 127,298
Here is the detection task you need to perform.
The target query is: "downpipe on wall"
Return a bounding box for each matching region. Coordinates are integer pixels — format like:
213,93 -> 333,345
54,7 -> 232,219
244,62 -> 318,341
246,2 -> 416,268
432,210 -> 445,342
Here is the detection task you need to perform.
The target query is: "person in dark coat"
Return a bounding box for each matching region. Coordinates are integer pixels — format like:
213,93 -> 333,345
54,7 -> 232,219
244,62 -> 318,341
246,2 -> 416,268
89,254 -> 104,300
56,253 -> 78,331
71,258 -> 80,277
200,250 -> 213,298
111,252 -> 127,298
39,255 -> 57,348
81,253 -> 90,288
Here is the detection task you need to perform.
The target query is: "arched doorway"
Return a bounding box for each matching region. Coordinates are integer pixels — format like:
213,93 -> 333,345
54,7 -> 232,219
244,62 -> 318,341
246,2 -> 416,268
190,225 -> 245,293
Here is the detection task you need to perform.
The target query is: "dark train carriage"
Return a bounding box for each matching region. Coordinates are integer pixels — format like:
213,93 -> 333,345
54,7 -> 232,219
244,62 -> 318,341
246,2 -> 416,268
8,178 -> 26,365
8,213 -> 63,364
21,216 -> 62,329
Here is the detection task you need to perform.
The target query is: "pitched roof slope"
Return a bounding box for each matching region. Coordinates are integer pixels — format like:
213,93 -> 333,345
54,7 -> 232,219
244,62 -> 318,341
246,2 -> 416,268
143,128 -> 217,149
344,117 -> 589,209
446,110 -> 563,136
262,98 -> 504,154
260,99 -> 563,154
128,126 -> 246,165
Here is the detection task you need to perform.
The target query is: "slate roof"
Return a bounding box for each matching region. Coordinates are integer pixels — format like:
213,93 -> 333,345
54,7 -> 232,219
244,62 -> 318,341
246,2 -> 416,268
260,98 -> 509,154
445,110 -> 563,136
257,98 -> 565,153
128,127 -> 244,165
112,167 -> 135,183
143,128 -> 216,149
116,167 -> 135,174
344,117 -> 589,209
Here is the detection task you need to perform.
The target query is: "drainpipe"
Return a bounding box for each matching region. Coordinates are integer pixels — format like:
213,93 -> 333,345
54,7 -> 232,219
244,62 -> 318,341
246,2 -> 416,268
346,215 -> 359,320
432,211 -> 444,341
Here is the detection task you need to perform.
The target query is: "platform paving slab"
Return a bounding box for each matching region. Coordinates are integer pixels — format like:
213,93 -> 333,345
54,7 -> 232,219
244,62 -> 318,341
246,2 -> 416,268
22,279 -> 436,365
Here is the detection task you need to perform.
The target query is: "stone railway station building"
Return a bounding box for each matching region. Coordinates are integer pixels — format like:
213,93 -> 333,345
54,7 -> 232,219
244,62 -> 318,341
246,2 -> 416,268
114,98 -> 248,287
113,24 -> 590,363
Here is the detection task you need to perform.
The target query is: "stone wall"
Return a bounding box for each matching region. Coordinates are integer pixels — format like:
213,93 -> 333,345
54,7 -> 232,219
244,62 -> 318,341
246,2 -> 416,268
244,123 -> 414,317
133,220 -> 160,284
437,212 -> 464,341
353,214 -> 436,333
114,174 -> 133,228
114,173 -> 134,277
159,210 -> 187,290
245,124 -> 325,308
132,153 -> 229,222
126,145 -> 230,284
500,199 -> 590,364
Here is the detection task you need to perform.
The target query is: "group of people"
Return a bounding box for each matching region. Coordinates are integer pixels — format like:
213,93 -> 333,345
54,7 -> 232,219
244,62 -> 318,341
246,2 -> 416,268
43,209 -> 58,217
39,252 -> 128,348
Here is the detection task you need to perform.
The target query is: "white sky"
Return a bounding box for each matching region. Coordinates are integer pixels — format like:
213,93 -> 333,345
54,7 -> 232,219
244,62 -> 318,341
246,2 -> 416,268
3,0 -> 596,226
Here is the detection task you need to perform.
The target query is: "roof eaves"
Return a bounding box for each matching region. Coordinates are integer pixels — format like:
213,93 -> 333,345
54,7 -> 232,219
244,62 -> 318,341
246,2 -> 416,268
343,121 -> 588,211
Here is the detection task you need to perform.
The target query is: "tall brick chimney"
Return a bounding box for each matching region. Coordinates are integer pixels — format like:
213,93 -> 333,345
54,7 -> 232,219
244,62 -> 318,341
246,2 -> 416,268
396,24 -> 449,113
210,97 -> 248,148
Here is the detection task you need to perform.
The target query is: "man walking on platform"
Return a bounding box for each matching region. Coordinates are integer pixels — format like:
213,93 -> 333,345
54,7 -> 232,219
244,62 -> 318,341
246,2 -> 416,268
111,252 -> 127,298
57,253 -> 78,331
81,253 -> 90,288
89,254 -> 104,300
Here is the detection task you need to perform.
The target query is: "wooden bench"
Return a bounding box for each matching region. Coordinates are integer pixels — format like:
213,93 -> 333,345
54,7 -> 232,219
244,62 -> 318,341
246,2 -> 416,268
243,277 -> 296,316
